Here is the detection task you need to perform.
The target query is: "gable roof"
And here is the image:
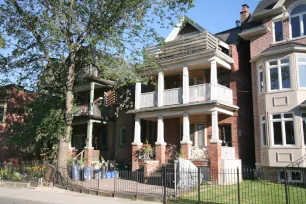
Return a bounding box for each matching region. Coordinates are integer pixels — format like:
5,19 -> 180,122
165,16 -> 206,42
253,0 -> 279,16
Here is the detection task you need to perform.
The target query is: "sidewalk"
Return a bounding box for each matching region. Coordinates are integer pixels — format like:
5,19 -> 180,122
0,187 -> 161,204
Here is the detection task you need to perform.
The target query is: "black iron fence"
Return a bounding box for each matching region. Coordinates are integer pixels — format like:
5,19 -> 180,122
52,165 -> 306,204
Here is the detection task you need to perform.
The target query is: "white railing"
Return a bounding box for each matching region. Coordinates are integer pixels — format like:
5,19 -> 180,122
215,85 -> 233,105
163,88 -> 183,106
140,92 -> 156,109
189,84 -> 211,103
190,146 -> 209,160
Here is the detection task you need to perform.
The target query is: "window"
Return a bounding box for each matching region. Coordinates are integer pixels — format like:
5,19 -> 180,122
268,59 -> 291,91
303,113 -> 306,145
279,170 -> 303,183
274,20 -> 284,42
190,125 -> 195,144
219,125 -> 232,147
298,57 -> 306,87
290,4 -> 306,38
261,116 -> 267,146
197,124 -> 205,147
258,65 -> 264,94
72,134 -> 86,150
0,107 -> 4,122
120,127 -> 126,145
271,113 -> 295,146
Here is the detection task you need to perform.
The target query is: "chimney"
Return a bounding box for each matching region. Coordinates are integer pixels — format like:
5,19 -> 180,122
240,4 -> 250,24
236,20 -> 241,27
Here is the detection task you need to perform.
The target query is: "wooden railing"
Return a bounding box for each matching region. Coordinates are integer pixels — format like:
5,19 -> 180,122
189,84 -> 211,103
73,150 -> 85,163
140,92 -> 157,109
163,88 -> 183,106
146,31 -> 219,63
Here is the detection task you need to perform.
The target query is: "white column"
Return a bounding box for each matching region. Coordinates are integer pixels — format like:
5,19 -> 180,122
183,66 -> 189,104
158,72 -> 164,107
89,82 -> 95,115
181,112 -> 192,144
132,117 -> 143,145
210,59 -> 218,101
86,120 -> 93,148
156,115 -> 166,145
210,110 -> 221,143
135,82 -> 141,110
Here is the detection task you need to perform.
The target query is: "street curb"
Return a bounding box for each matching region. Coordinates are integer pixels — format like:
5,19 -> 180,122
0,181 -> 30,188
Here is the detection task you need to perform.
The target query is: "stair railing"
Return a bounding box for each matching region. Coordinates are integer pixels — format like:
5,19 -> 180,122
73,150 -> 85,164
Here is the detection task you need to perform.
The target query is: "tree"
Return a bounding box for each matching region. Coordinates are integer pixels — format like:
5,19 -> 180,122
0,0 -> 194,173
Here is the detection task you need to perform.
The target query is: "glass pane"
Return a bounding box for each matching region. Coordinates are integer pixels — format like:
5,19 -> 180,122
273,122 -> 283,145
262,116 -> 265,121
279,171 -> 288,180
270,68 -> 279,90
298,58 -> 306,63
269,61 -> 277,66
302,113 -> 306,117
291,16 -> 301,38
292,172 -> 301,181
281,59 -> 289,64
299,65 -> 306,87
273,114 -> 281,119
303,119 -> 306,145
262,123 -> 267,146
197,124 -> 205,147
259,71 -> 264,93
285,121 -> 295,145
190,125 -> 195,144
284,113 -> 293,118
291,4 -> 306,15
274,21 -> 283,42
281,66 -> 291,88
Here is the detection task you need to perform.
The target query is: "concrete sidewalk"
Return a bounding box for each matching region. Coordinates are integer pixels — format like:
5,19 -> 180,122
0,187 -> 161,204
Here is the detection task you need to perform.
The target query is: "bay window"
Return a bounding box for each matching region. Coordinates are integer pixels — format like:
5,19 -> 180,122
258,64 -> 264,94
268,59 -> 291,91
290,4 -> 306,38
261,116 -> 267,146
271,113 -> 295,146
274,20 -> 284,42
298,57 -> 306,87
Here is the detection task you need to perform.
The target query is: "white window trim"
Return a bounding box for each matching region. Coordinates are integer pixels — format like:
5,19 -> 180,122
279,170 -> 303,183
297,56 -> 306,89
258,64 -> 265,95
260,115 -> 267,147
290,7 -> 306,39
119,127 -> 126,145
273,20 -> 284,43
270,113 -> 296,146
266,58 -> 291,92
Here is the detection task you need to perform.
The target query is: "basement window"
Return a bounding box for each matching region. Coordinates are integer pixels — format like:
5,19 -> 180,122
279,170 -> 303,183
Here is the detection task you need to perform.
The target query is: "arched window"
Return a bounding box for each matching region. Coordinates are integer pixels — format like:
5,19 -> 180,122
290,4 -> 306,38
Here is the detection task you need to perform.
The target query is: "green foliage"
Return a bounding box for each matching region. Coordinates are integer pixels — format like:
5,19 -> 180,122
0,35 -> 5,48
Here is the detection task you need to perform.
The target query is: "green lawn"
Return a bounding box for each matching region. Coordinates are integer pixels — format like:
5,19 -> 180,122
171,180 -> 306,204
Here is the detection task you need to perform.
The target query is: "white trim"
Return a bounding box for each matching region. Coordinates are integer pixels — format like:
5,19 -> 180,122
289,3 -> 306,39
297,55 -> 306,88
266,57 -> 291,92
279,170 -> 303,183
273,20 -> 284,43
258,64 -> 265,95
260,115 -> 267,147
270,113 -> 296,146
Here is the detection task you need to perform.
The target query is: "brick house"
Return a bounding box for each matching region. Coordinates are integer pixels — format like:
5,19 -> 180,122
127,10 -> 255,177
239,0 -> 306,182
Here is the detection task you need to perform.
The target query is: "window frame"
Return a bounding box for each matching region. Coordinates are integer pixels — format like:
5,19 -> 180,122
279,170 -> 303,183
119,127 -> 127,146
267,58 -> 291,92
297,56 -> 306,89
290,4 -> 306,39
302,113 -> 306,145
273,20 -> 284,43
258,64 -> 265,94
270,113 -> 296,146
260,116 -> 267,147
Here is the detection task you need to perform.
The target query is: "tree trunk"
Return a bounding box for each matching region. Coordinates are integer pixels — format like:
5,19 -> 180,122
57,61 -> 75,176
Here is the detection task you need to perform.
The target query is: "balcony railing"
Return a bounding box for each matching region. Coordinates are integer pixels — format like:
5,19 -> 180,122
138,83 -> 233,109
146,31 -> 219,63
74,103 -> 114,118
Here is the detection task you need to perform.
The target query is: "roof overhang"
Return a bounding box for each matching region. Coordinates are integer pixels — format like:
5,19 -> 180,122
252,6 -> 286,21
250,45 -> 306,63
239,25 -> 271,40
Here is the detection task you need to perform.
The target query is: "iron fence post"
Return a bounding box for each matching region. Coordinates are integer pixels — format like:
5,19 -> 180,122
284,168 -> 289,204
163,166 -> 167,204
198,168 -> 201,204
237,167 -> 241,204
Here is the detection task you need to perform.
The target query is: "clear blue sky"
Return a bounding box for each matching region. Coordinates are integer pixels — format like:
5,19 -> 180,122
156,0 -> 260,38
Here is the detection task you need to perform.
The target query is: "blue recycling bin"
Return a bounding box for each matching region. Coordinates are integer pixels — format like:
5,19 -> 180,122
71,165 -> 80,181
83,166 -> 93,181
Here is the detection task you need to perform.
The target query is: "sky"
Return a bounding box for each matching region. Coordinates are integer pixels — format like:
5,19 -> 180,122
155,0 -> 260,38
